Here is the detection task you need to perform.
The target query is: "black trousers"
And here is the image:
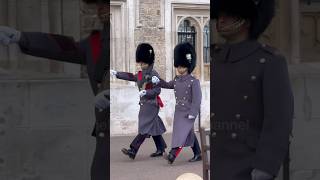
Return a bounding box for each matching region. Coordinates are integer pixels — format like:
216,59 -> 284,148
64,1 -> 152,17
91,107 -> 109,180
130,134 -> 167,152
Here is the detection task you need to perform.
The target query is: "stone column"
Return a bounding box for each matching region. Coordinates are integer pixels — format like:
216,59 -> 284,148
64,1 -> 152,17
291,0 -> 301,64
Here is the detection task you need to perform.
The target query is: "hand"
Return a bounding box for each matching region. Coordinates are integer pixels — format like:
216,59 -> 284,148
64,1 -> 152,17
0,26 -> 21,45
151,76 -> 160,84
188,115 -> 195,119
139,90 -> 147,97
251,169 -> 273,180
110,70 -> 117,77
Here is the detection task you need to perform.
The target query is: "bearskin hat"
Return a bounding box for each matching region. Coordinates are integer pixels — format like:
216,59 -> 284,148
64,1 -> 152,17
174,42 -> 196,74
211,0 -> 275,39
136,43 -> 155,65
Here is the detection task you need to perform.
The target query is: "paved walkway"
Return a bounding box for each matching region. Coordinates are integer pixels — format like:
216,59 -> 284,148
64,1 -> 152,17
110,133 -> 203,180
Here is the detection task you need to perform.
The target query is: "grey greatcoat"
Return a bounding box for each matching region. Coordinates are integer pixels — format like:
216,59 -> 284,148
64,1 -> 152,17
116,65 -> 166,136
159,74 -> 202,148
211,40 -> 294,180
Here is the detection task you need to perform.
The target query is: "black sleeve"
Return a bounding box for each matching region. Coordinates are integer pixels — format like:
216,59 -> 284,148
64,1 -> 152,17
19,32 -> 87,65
253,55 -> 294,176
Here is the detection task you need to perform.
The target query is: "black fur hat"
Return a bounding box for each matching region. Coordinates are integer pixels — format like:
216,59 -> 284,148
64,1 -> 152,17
174,42 -> 196,74
136,43 -> 155,65
211,0 -> 275,39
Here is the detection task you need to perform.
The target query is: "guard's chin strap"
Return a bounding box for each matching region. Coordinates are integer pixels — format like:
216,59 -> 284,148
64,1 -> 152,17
217,18 -> 246,36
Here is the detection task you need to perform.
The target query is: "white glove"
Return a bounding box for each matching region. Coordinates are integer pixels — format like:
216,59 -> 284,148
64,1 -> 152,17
0,26 -> 21,45
139,90 -> 147,97
110,70 -> 117,77
251,169 -> 273,180
188,115 -> 195,119
151,76 -> 160,84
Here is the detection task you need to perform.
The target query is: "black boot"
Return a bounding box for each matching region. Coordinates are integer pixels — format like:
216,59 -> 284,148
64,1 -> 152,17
163,152 -> 176,164
189,137 -> 202,162
188,154 -> 202,162
150,149 -> 164,157
151,135 -> 166,157
121,148 -> 136,160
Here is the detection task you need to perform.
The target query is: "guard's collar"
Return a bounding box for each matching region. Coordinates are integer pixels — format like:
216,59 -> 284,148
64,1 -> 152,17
213,40 -> 261,63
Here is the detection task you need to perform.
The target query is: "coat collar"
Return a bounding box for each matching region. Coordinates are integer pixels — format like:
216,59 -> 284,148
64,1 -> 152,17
213,40 -> 261,63
176,74 -> 192,81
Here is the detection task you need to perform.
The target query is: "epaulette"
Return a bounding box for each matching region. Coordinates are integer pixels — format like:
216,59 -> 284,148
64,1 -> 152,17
260,43 -> 282,57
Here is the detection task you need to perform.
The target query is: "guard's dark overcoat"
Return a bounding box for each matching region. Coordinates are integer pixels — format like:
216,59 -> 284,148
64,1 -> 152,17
210,40 -> 294,180
116,65 -> 166,136
159,74 -> 202,148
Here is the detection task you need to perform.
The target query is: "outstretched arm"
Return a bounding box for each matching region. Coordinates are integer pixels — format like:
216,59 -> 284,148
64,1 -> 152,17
115,72 -> 137,82
19,32 -> 86,65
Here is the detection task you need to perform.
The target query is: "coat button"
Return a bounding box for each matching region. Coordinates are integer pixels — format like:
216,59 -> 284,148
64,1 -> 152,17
212,131 -> 217,138
174,90 -> 177,93
98,132 -> 105,137
174,84 -> 176,87
259,58 -> 266,64
175,97 -> 177,99
211,113 -> 215,117
183,97 -> 186,100
251,76 -> 257,81
191,79 -> 194,82
243,95 -> 248,100
231,133 -> 237,139
188,85 -> 191,87
186,91 -> 188,94
182,103 -> 185,106
235,114 -> 241,119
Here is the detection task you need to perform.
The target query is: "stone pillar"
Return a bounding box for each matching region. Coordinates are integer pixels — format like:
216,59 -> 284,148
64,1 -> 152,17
291,0 -> 301,64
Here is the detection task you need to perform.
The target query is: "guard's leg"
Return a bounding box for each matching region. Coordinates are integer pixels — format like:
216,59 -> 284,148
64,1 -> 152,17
150,135 -> 167,157
121,134 -> 148,159
91,107 -> 109,180
189,136 -> 202,162
164,147 -> 182,164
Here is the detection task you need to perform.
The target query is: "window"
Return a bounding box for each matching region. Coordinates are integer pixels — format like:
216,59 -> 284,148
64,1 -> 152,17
203,24 -> 210,64
177,20 -> 197,47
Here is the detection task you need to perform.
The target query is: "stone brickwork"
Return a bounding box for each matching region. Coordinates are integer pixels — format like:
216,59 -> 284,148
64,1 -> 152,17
134,0 -> 166,78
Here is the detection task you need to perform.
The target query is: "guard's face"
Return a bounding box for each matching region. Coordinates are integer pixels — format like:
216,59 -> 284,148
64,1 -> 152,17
216,12 -> 248,38
140,62 -> 149,70
177,66 -> 188,75
97,4 -> 109,23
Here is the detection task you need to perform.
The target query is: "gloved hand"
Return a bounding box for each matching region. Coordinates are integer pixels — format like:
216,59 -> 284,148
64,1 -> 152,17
187,115 -> 195,119
110,70 -> 117,77
0,26 -> 21,45
139,90 -> 147,97
95,90 -> 110,110
251,169 -> 273,180
151,76 -> 160,84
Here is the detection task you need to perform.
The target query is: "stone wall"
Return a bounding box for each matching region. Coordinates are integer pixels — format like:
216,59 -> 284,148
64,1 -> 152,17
134,0 -> 166,78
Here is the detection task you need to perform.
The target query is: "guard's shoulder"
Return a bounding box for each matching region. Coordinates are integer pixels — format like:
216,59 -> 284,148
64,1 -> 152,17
259,43 -> 287,64
151,69 -> 160,76
259,43 -> 283,57
190,74 -> 200,82
212,43 -> 223,52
